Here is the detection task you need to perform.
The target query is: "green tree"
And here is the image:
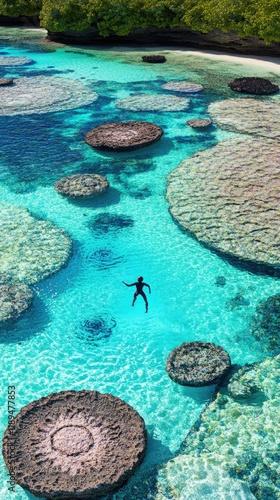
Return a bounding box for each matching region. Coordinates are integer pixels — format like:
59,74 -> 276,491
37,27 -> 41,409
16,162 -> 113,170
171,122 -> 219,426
0,0 -> 42,17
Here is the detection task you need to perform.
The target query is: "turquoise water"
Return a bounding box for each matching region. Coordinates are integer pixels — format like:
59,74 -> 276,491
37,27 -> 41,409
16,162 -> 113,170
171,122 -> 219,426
0,28 -> 280,500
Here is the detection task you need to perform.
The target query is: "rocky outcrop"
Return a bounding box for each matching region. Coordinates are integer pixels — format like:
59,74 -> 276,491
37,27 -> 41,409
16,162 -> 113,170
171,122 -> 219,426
229,77 -> 279,95
2,390 -> 147,499
85,121 -> 163,151
0,78 -> 14,86
187,118 -> 212,128
250,293 -> 280,354
167,137 -> 280,272
166,341 -> 231,386
46,26 -> 280,56
142,55 -> 166,63
0,75 -> 98,116
162,81 -> 204,93
115,94 -> 191,112
55,174 -> 109,198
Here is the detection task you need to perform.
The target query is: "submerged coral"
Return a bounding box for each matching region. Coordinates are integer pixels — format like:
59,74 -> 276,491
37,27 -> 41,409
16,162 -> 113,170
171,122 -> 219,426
0,274 -> 33,323
172,357 -> 280,499
167,137 -> 280,271
0,76 -> 98,116
0,202 -> 71,285
208,98 -> 280,139
251,293 -> 280,353
162,81 -> 204,93
0,56 -> 33,66
55,174 -> 109,198
115,94 -> 191,111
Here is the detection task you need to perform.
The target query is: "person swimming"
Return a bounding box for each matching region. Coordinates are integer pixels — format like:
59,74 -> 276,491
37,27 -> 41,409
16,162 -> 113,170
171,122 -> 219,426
122,276 -> 151,313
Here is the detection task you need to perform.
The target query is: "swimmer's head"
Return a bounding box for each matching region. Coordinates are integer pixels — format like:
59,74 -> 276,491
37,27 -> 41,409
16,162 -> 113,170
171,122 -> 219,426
138,276 -> 143,282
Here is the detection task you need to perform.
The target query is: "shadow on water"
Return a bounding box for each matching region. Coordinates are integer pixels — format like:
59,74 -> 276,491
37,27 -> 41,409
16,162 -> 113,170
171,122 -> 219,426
66,186 -> 122,209
0,293 -> 50,344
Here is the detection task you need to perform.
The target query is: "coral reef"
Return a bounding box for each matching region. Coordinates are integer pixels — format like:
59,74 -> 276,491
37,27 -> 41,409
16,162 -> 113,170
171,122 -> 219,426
0,56 -> 33,66
187,118 -> 212,128
85,121 -> 163,151
162,81 -> 204,92
115,94 -> 191,112
251,293 -> 280,353
2,390 -> 147,499
167,137 -> 280,270
166,341 -> 231,386
0,202 -> 71,285
0,76 -> 98,116
75,314 -> 116,347
55,174 -> 109,198
174,357 -> 280,500
0,77 -> 14,86
89,213 -> 134,234
0,274 -> 33,323
208,99 -> 280,140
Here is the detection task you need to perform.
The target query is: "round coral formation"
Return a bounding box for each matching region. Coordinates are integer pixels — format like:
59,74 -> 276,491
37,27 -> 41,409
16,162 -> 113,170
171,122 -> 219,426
166,341 -> 231,386
0,202 -> 71,285
0,275 -> 33,323
187,118 -> 212,128
85,121 -> 163,151
0,76 -> 98,116
228,77 -> 279,95
115,94 -> 191,112
167,137 -> 280,270
2,390 -> 147,499
208,98 -> 280,140
162,81 -> 204,93
0,56 -> 33,66
55,174 -> 109,198
142,55 -> 166,63
0,78 -> 14,86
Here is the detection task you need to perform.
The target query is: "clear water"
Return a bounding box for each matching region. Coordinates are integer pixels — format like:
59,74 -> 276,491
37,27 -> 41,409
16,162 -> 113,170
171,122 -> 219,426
0,28 -> 280,500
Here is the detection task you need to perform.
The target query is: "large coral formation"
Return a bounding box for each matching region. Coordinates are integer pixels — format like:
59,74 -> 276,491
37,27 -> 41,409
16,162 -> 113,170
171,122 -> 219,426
85,121 -> 163,151
55,174 -> 109,198
2,390 -> 147,499
0,56 -> 33,66
115,94 -> 191,111
0,76 -> 98,116
0,202 -> 71,285
162,81 -> 204,93
208,99 -> 280,140
160,357 -> 280,500
167,137 -> 280,270
228,77 -> 279,95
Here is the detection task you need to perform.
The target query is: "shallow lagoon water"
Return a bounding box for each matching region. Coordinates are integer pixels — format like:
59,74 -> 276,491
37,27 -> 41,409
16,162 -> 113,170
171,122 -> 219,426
0,28 -> 280,500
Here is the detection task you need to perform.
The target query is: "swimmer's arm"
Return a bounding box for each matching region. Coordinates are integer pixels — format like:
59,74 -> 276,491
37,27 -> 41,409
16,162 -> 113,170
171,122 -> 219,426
144,283 -> 151,294
122,281 -> 136,287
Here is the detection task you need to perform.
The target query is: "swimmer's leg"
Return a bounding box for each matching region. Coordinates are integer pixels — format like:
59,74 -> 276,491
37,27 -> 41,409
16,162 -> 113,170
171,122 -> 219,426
132,291 -> 137,307
141,292 -> 148,313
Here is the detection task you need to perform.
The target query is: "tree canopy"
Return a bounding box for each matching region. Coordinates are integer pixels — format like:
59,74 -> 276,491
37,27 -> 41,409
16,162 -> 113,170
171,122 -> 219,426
0,0 -> 279,43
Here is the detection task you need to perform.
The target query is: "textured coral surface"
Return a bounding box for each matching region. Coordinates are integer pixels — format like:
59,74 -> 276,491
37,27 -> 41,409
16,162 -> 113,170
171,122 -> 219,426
167,137 -> 280,269
2,390 -> 147,499
55,174 -> 109,198
115,94 -> 191,111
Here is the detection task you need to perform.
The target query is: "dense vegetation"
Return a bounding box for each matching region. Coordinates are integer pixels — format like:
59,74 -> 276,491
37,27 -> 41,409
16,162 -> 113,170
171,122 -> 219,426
0,0 -> 279,43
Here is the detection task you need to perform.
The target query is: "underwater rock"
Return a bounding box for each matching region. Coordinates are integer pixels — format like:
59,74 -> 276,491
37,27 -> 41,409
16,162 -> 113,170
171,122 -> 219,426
208,98 -> 280,140
115,94 -> 191,112
166,341 -> 231,386
87,248 -> 124,270
187,118 -> 212,128
162,81 -> 204,93
156,455 -> 255,499
0,76 -> 98,116
0,77 -> 14,86
142,55 -> 166,63
90,213 -> 134,233
2,390 -> 147,499
215,275 -> 226,287
225,294 -> 250,311
0,56 -> 33,66
177,356 -> 280,499
55,174 -> 109,198
75,314 -> 116,347
167,137 -> 280,271
228,77 -> 279,95
250,293 -> 280,353
0,276 -> 33,323
85,121 -> 163,151
0,202 -> 71,285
